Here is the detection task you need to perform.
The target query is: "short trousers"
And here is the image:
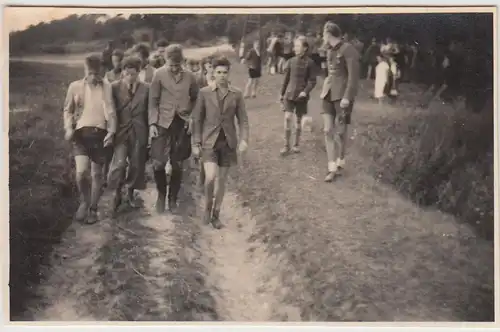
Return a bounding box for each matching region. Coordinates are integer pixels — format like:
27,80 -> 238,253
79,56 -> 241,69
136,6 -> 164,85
72,126 -> 110,165
283,99 -> 308,116
202,131 -> 237,167
150,114 -> 191,165
311,53 -> 322,67
283,53 -> 294,61
321,93 -> 353,125
248,68 -> 262,78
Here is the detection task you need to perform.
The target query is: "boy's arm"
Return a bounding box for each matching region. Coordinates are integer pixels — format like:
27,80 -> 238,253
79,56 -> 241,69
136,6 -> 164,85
191,90 -> 206,147
63,82 -> 76,132
303,59 -> 317,95
148,69 -> 161,126
280,58 -> 292,97
235,91 -> 249,143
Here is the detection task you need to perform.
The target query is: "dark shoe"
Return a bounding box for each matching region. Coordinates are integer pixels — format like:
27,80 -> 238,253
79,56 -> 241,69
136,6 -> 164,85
168,199 -> 178,213
85,209 -> 99,225
211,210 -> 224,229
156,194 -> 166,213
75,202 -> 89,222
125,188 -> 138,208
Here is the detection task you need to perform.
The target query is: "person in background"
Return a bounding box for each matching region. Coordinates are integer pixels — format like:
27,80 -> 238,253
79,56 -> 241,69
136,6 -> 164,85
148,44 -> 199,213
105,49 -> 125,83
101,41 -> 114,72
192,56 -> 249,229
150,40 -> 168,70
243,39 -> 262,99
239,40 -> 246,64
408,42 -> 419,82
318,35 -> 328,77
307,32 -> 321,70
107,56 -> 150,215
134,43 -> 155,83
266,32 -> 279,75
363,38 -> 380,80
320,21 -> 360,182
380,37 -> 394,54
388,55 -> 401,99
373,54 -> 390,104
63,54 -> 117,224
282,31 -> 295,62
279,36 -> 317,155
275,33 -> 285,74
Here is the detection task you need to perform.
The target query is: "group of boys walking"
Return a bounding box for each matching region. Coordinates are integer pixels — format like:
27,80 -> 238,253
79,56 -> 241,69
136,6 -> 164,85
62,20 -> 359,228
64,41 -> 248,229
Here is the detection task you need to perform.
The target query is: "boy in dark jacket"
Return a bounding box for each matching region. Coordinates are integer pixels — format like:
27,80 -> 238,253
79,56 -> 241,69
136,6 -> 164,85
279,36 -> 317,155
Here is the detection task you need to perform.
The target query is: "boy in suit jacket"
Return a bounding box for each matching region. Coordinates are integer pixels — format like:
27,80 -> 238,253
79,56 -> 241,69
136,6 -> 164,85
149,44 -> 199,213
320,21 -> 360,182
279,36 -> 317,155
107,56 -> 150,215
192,56 -> 249,229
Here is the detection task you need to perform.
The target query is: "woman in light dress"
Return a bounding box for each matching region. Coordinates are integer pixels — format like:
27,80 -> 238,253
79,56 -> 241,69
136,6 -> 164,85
374,54 -> 390,104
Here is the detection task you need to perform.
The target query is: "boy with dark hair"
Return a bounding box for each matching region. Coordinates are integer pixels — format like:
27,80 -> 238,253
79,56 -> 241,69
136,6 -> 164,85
105,49 -> 125,83
134,43 -> 155,83
192,56 -> 249,229
107,55 -> 150,214
279,36 -> 317,155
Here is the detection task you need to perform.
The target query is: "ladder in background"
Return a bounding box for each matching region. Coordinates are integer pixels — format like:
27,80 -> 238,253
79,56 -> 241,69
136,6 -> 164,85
239,14 -> 262,61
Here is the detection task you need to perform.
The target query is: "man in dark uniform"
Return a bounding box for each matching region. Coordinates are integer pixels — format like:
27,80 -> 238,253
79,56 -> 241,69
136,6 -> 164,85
320,21 -> 360,182
148,44 -> 199,213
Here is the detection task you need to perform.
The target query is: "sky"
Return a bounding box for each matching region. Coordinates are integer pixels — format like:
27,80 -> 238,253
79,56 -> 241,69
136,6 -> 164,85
5,7 -> 131,32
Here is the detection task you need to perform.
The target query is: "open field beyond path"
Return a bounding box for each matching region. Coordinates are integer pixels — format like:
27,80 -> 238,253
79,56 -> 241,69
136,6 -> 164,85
8,51 -> 494,322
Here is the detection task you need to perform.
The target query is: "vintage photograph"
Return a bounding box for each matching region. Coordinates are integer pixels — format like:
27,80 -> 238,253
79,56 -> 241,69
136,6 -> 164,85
6,6 -> 496,322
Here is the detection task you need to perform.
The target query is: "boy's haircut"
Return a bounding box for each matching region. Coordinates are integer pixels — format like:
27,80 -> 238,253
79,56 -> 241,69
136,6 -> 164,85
85,53 -> 102,73
121,55 -> 142,71
156,39 -> 169,48
211,56 -> 231,70
112,49 -> 125,60
323,21 -> 342,38
295,35 -> 309,50
134,43 -> 151,59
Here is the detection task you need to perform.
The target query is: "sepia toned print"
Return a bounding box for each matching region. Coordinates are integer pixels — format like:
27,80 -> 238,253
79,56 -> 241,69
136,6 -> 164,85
6,7 -> 496,322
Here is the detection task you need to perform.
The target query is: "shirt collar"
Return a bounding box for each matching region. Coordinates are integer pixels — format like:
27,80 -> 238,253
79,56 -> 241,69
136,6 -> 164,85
210,82 -> 236,92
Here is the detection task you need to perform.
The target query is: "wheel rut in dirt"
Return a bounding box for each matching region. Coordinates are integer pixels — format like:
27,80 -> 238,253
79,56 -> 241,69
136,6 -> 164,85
26,165 -> 288,322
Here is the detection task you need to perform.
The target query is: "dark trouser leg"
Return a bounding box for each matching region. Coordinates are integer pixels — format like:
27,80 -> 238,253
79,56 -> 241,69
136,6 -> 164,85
153,164 -> 167,213
168,160 -> 183,205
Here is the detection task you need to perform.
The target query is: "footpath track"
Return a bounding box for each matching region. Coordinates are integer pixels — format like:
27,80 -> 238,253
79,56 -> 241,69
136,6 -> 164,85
22,57 -> 494,322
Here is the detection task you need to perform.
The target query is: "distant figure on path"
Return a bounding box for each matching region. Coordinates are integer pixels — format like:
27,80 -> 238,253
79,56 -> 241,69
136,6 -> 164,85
101,41 -> 114,72
279,36 -> 317,155
320,21 -> 360,182
192,56 -> 249,229
105,49 -> 125,83
134,43 -> 155,83
63,54 -> 117,224
373,54 -> 390,104
243,40 -> 262,99
107,56 -> 150,216
363,38 -> 380,80
148,44 -> 199,213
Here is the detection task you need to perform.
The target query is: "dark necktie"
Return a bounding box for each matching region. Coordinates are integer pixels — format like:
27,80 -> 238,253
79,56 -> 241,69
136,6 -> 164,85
128,83 -> 134,98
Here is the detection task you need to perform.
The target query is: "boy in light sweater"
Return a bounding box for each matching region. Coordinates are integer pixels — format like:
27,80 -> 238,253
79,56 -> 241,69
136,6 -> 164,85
63,54 -> 117,224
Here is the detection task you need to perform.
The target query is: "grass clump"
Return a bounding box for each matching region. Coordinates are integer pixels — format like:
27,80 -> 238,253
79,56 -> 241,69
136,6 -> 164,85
359,99 -> 494,240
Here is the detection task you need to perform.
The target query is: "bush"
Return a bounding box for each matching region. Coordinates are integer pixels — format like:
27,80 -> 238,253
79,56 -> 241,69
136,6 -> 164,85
360,103 -> 494,240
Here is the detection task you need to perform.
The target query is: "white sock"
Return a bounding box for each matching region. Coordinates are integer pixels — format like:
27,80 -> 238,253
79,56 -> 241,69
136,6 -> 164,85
328,161 -> 337,172
337,158 -> 345,168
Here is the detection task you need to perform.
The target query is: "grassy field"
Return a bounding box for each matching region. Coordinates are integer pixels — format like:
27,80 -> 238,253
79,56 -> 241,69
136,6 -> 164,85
8,56 -> 494,321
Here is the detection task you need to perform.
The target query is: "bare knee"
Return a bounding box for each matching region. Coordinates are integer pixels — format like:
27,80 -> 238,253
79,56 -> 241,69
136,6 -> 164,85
284,112 -> 293,129
91,165 -> 103,181
76,168 -> 90,180
203,163 -> 217,185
